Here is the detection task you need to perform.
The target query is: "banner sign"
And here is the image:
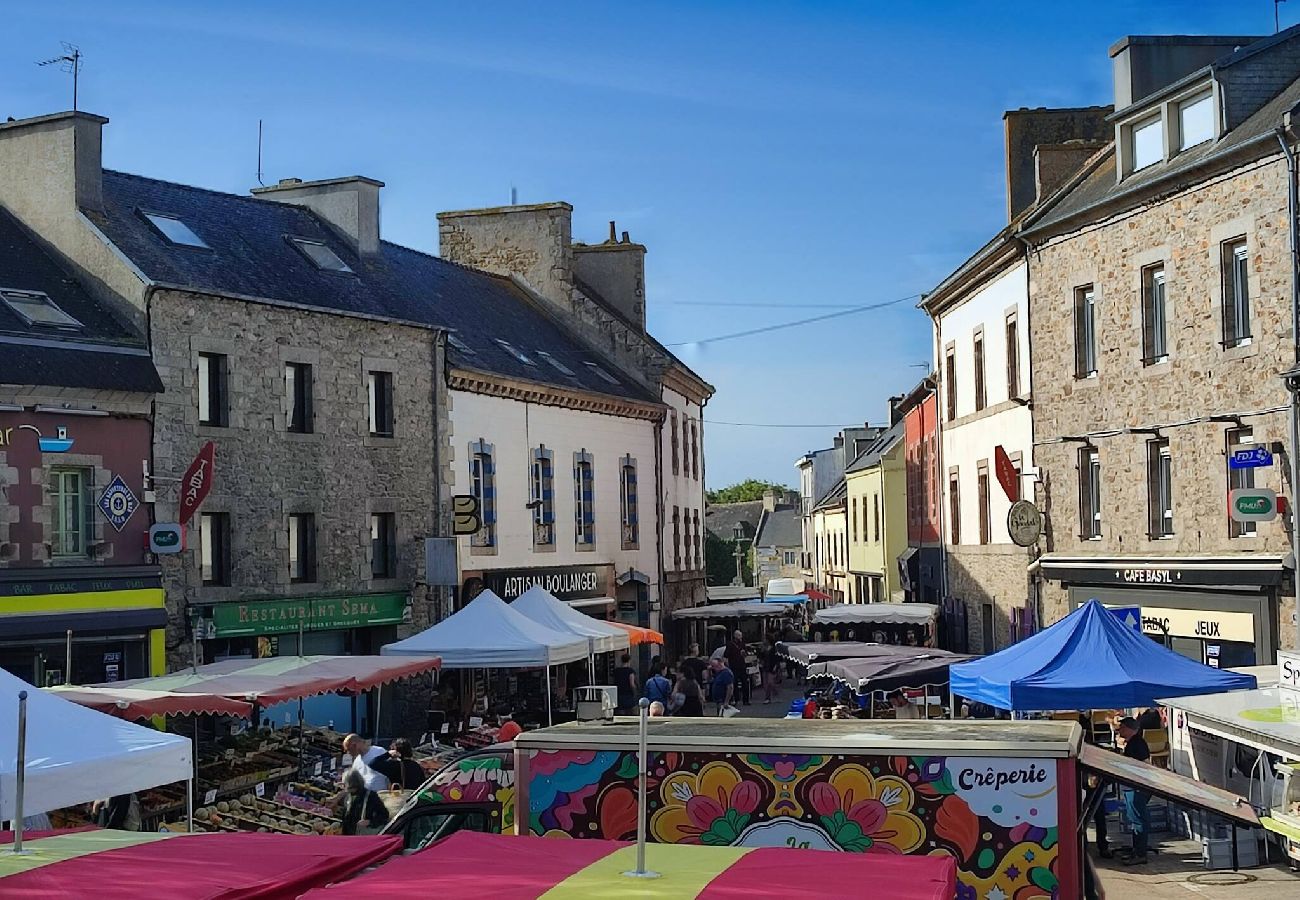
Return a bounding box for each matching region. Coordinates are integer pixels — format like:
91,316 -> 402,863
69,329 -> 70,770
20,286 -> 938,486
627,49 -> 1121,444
210,592 -> 408,637
179,441 -> 216,523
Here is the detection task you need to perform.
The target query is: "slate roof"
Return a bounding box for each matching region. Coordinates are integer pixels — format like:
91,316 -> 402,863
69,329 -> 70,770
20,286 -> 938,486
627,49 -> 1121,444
845,421 -> 904,474
754,506 -> 801,549
705,500 -> 764,541
0,207 -> 161,393
88,171 -> 657,404
813,477 -> 848,511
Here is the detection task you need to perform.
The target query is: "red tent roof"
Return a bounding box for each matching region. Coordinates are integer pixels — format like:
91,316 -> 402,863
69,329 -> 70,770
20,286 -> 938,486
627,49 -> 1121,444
47,686 -> 255,720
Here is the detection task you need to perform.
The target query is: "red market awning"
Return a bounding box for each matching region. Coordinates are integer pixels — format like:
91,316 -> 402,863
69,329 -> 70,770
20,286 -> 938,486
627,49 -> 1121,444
300,831 -> 956,899
100,655 -> 441,707
0,828 -> 401,899
46,686 -> 255,720
805,588 -> 834,602
611,622 -> 664,646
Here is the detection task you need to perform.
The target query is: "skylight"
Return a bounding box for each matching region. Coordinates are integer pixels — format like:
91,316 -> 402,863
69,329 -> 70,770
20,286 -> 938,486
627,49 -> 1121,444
289,237 -> 352,273
537,350 -> 576,376
143,213 -> 209,248
447,334 -> 475,354
584,362 -> 620,385
0,289 -> 83,330
496,340 -> 537,366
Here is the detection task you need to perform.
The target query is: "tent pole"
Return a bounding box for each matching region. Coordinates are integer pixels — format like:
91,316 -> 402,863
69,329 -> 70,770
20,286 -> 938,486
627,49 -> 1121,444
65,629 -> 73,685
546,666 -> 553,726
13,691 -> 28,854
374,687 -> 383,741
186,777 -> 194,833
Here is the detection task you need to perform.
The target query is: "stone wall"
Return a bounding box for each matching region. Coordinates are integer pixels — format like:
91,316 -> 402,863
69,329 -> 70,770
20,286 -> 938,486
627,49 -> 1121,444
150,289 -> 443,668
946,544 -> 1034,654
1028,152 -> 1297,649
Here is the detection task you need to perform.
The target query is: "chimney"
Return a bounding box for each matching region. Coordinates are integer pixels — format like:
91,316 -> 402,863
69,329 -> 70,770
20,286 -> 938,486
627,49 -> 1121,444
763,489 -> 779,513
0,111 -> 106,221
1002,107 -> 1112,221
1033,141 -> 1107,203
1110,35 -> 1259,112
889,394 -> 904,426
572,219 -> 647,331
437,201 -> 575,311
252,175 -> 383,257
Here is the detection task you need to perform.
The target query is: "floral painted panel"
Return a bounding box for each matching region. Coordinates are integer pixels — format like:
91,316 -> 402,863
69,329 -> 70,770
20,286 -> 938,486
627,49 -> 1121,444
524,749 -> 1062,900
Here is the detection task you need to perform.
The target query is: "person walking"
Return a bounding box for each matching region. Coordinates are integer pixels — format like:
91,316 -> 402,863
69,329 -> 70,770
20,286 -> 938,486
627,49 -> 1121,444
761,641 -> 781,704
339,769 -> 390,836
613,653 -> 638,715
386,737 -> 427,792
709,657 -> 735,715
643,662 -> 673,708
341,733 -> 391,791
674,663 -> 705,717
724,630 -> 750,706
1116,717 -> 1152,864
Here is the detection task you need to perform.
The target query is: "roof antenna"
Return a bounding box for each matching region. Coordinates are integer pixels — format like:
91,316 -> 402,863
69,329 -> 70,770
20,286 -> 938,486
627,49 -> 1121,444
510,185 -> 518,205
37,43 -> 81,112
1278,0 -> 1288,34
256,119 -> 265,187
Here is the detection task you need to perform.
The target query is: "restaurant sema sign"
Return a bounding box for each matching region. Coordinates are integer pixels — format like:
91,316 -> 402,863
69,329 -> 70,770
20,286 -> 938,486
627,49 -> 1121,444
211,593 -> 407,637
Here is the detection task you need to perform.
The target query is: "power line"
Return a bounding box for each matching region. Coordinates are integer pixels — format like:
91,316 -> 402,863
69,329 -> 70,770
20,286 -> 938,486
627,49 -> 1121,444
659,301 -> 868,309
705,420 -> 856,428
664,293 -> 921,347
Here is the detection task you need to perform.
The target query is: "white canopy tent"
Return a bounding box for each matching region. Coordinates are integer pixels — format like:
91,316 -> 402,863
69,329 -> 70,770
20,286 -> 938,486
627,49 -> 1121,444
380,590 -> 589,724
2,669 -> 192,830
814,603 -> 939,626
511,585 -> 630,656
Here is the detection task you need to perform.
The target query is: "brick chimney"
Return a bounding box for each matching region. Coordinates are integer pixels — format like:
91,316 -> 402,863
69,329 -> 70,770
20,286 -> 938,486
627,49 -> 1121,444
1034,141 -> 1107,203
437,202 -> 574,313
763,489 -> 779,513
252,176 -> 383,257
0,111 -> 106,222
1002,107 -> 1112,221
572,221 -> 647,330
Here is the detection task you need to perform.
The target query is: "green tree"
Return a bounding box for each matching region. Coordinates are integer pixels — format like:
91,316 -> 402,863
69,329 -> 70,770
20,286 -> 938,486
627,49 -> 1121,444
706,479 -> 793,505
705,531 -> 753,586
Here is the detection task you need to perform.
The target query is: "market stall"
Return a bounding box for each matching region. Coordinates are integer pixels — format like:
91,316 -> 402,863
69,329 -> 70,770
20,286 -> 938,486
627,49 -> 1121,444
0,828 -> 401,897
2,669 -> 192,830
299,830 -> 957,899
46,686 -> 253,720
806,648 -> 974,718
949,599 -> 1257,712
777,641 -> 881,666
611,622 -> 663,646
811,602 -> 939,645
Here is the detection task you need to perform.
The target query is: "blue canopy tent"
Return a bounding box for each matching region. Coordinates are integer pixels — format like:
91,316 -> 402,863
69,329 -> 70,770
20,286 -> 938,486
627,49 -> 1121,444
949,599 -> 1257,711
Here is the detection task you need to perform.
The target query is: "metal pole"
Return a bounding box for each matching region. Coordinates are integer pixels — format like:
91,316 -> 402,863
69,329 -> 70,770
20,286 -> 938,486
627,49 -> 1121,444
545,666 -> 553,726
1278,126 -> 1300,655
373,687 -> 382,741
186,777 -> 194,833
65,630 -> 72,685
13,691 -> 28,854
622,697 -> 659,879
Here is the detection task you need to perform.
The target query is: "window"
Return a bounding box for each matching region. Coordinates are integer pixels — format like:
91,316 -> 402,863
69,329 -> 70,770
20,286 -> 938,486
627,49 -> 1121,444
672,506 -> 682,569
782,550 -> 798,566
1005,314 -> 1020,398
1147,439 -> 1173,538
944,346 -> 957,420
584,362 -> 620,385
1074,286 -> 1097,378
574,451 -> 594,546
143,213 -> 209,248
693,510 -> 702,569
620,456 -> 639,548
496,340 -> 536,366
973,331 -> 986,411
370,513 -> 397,579
285,362 -> 313,433
1131,115 -> 1164,171
977,466 -> 991,545
289,237 -> 352,272
1079,448 -> 1101,540
470,441 -> 497,548
872,493 -> 881,544
1222,239 -> 1251,347
1179,91 -> 1214,150
197,352 -> 228,427
200,512 -> 231,586
670,414 -> 679,475
49,467 -> 92,557
949,470 -> 961,545
0,288 -> 82,329
368,371 -> 394,437
852,497 -> 859,542
1141,263 -> 1167,364
531,446 -> 555,546
981,603 -> 996,653
536,350 -> 575,376
287,513 -> 316,583
1228,429 -> 1257,539
447,334 -> 475,355
690,420 -> 699,480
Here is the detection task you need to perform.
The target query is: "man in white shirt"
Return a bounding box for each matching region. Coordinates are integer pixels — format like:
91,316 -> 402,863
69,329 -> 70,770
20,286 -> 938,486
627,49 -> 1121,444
341,733 -> 391,791
889,690 -> 922,720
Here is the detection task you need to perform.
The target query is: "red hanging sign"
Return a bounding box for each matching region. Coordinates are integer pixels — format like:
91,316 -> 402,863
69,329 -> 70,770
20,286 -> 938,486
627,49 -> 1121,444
994,444 -> 1020,503
179,441 -> 216,524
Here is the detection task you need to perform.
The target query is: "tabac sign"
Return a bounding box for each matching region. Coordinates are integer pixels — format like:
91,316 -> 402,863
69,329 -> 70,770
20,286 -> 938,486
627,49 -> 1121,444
179,441 -> 216,523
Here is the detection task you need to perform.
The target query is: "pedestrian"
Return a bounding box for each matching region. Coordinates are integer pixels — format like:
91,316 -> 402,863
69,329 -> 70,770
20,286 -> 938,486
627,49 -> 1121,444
680,643 -> 707,684
613,653 -> 638,715
386,737 -> 427,792
724,630 -> 750,706
497,717 -> 523,743
1135,706 -> 1163,730
888,690 -> 921,720
648,700 -> 666,717
709,657 -> 736,715
643,661 -> 673,707
341,733 -> 391,791
339,769 -> 390,836
93,794 -> 140,831
761,641 -> 781,704
1116,717 -> 1152,864
674,663 -> 706,717
1078,714 -> 1112,858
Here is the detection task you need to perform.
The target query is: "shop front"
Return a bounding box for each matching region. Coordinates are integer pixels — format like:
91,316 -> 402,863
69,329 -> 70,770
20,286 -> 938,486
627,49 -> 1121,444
1041,555 -> 1285,667
0,566 -> 166,685
462,563 -> 616,619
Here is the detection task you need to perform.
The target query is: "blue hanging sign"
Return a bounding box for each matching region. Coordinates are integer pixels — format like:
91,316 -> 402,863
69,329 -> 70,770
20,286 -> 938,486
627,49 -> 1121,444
98,474 -> 139,532
1228,445 -> 1274,469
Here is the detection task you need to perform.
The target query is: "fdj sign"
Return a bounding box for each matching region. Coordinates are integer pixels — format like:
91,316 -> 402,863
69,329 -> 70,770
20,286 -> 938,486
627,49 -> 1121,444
1229,488 -> 1278,523
1228,444 -> 1274,469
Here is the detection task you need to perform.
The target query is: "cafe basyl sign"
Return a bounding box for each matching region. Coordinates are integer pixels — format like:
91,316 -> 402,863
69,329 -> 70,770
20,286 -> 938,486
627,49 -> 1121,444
211,593 -> 407,637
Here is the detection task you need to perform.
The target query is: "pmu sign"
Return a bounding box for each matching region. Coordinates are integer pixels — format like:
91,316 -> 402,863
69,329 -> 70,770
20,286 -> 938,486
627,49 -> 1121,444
1228,444 -> 1274,470
1229,487 -> 1278,523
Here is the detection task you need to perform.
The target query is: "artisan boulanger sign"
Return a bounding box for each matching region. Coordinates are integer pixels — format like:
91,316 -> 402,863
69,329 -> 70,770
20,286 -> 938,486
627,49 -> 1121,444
210,593 -> 408,637
481,565 -> 611,601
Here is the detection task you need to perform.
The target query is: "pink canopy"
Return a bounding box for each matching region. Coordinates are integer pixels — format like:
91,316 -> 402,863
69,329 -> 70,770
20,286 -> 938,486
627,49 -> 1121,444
47,686 -> 255,720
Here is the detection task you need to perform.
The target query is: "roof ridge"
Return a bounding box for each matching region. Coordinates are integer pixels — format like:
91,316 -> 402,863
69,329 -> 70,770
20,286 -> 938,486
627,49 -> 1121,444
103,169 -> 324,213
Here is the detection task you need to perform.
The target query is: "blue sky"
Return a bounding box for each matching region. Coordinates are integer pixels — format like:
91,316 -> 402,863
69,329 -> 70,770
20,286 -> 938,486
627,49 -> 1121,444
2,2 -> 1290,487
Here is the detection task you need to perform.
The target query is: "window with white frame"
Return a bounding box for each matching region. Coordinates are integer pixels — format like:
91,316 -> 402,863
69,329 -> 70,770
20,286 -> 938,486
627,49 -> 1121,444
574,450 -> 594,546
1079,448 -> 1101,540
1141,263 -> 1168,364
1131,115 -> 1164,171
49,467 -> 92,557
288,513 -> 316,582
470,440 -> 497,548
368,371 -> 394,437
620,455 -> 638,548
1074,286 -> 1097,378
782,549 -> 798,566
1227,428 -> 1257,539
531,445 -> 555,546
198,352 -> 228,427
1147,438 -> 1173,538
1178,91 -> 1214,150
1222,238 -> 1251,347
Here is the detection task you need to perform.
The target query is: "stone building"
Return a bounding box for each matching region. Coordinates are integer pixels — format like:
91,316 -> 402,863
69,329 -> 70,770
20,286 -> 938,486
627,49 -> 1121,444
751,489 -> 802,589
1021,30 -> 1300,663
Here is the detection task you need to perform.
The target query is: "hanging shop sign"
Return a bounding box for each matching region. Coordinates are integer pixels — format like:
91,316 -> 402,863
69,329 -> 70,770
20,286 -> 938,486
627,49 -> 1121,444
1104,603 -> 1255,643
480,564 -> 612,601
178,441 -> 216,524
452,495 -> 482,536
1229,488 -> 1278,523
149,523 -> 185,554
1228,445 -> 1275,470
98,475 -> 139,532
1006,500 -> 1042,547
994,445 -> 1020,503
208,592 -> 409,637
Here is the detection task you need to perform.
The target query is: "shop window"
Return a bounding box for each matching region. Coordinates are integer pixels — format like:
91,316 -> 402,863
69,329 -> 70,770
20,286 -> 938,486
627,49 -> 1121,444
1141,263 -> 1168,364
288,513 -> 317,583
620,455 -> 638,549
49,466 -> 93,558
197,352 -> 228,427
1074,285 -> 1097,378
531,446 -> 555,547
370,512 -> 397,579
1222,238 -> 1251,348
1227,428 -> 1257,539
470,441 -> 497,548
1079,448 -> 1102,540
977,465 -> 991,545
200,512 -> 231,586
368,370 -> 394,437
574,450 -> 594,547
1147,438 -> 1174,538
285,362 -> 313,433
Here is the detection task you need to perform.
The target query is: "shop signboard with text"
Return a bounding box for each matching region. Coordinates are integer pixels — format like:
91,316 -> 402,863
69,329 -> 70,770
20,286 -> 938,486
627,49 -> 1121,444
209,592 -> 408,637
479,564 -> 613,601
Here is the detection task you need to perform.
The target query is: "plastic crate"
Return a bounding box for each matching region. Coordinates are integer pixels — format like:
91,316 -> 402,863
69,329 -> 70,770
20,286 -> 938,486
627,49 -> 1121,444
1203,834 -> 1259,870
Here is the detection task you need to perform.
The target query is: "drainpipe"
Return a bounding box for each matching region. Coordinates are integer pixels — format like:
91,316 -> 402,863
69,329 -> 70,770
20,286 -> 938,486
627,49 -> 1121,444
1276,119 -> 1300,656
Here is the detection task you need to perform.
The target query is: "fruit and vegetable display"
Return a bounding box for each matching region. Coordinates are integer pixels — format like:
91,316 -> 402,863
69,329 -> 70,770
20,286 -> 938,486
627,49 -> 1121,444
165,795 -> 341,835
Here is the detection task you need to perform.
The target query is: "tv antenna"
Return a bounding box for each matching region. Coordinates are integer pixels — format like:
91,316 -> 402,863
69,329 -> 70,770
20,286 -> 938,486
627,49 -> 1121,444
256,119 -> 265,186
37,43 -> 82,111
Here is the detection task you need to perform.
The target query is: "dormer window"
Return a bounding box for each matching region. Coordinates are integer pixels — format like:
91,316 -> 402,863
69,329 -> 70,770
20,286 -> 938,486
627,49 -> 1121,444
1131,114 -> 1164,171
288,237 -> 352,273
0,289 -> 82,330
1178,91 -> 1214,150
143,212 -> 209,248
